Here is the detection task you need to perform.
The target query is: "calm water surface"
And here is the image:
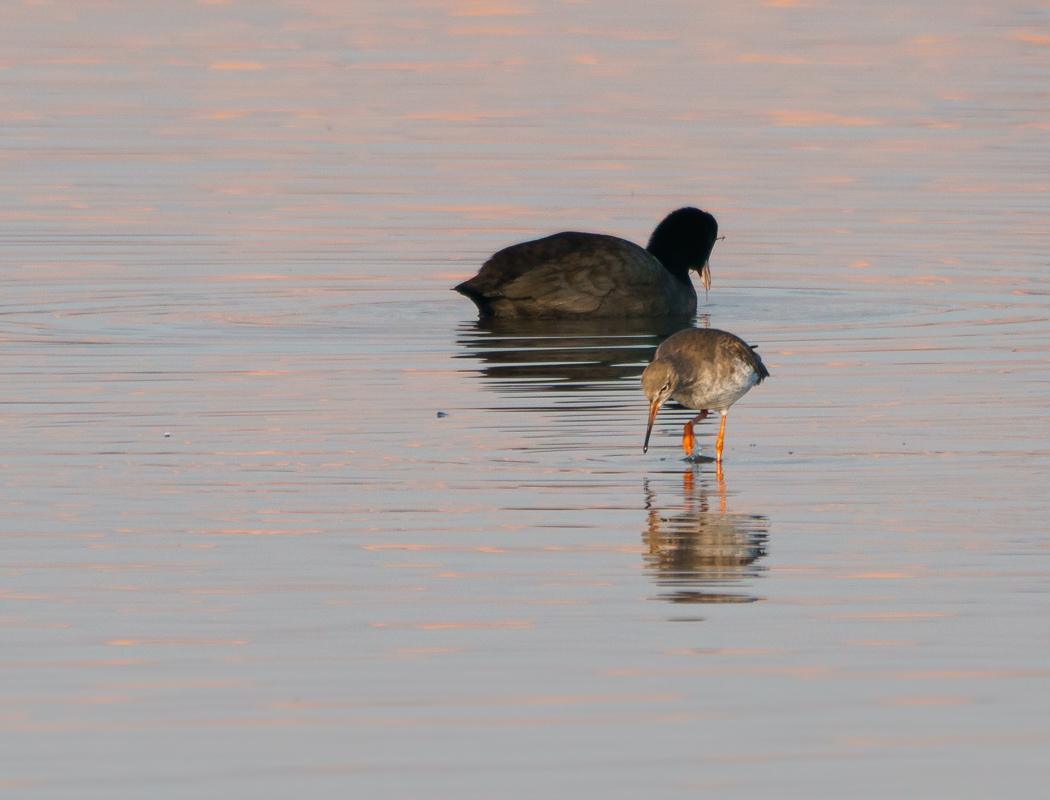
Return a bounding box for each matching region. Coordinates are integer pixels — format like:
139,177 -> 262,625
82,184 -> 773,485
2,1 -> 1049,797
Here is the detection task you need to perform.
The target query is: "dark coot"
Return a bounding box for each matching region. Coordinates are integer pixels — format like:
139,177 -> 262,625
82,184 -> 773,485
455,207 -> 718,318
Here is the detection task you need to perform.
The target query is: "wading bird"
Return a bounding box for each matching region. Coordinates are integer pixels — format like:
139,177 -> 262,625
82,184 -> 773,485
642,327 -> 769,466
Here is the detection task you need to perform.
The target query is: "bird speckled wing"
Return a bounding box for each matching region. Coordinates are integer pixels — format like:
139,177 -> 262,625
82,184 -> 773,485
657,329 -> 768,410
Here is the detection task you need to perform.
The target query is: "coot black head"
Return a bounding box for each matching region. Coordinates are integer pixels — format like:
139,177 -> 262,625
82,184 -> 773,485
646,207 -> 719,290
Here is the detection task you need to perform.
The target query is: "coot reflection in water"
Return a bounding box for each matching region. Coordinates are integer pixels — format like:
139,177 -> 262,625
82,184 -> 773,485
643,469 -> 769,605
455,316 -> 698,393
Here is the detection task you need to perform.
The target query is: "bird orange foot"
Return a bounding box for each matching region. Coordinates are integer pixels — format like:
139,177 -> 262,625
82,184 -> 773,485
682,410 -> 710,456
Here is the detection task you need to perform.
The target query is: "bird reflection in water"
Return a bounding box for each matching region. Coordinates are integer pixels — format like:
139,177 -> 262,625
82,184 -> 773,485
455,316 -> 700,393
643,469 -> 769,605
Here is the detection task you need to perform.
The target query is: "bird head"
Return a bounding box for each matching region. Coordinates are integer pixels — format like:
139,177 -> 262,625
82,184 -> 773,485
646,207 -> 718,292
641,359 -> 679,453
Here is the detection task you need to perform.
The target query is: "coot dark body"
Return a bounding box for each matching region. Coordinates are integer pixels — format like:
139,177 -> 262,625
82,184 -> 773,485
455,207 -> 718,318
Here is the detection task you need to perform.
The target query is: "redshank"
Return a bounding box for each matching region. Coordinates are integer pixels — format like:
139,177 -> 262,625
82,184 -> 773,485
642,328 -> 769,465
454,207 -> 718,318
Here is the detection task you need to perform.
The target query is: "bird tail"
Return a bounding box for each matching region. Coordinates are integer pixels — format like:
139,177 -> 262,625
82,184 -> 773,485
748,344 -> 770,382
453,279 -> 496,318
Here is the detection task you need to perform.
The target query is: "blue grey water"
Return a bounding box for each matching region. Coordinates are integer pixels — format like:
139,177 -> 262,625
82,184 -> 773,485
2,1 -> 1049,797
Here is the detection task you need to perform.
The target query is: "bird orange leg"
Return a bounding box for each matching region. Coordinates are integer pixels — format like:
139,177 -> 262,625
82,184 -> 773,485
682,410 -> 709,455
715,413 -> 727,464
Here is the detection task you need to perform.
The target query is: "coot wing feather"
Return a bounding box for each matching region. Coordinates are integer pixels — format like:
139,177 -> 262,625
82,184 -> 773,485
502,237 -> 658,310
466,233 -> 662,308
474,233 -> 601,290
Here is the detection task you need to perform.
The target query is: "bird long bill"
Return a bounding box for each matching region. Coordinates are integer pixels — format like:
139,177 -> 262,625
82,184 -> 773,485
643,400 -> 661,453
699,261 -> 711,293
